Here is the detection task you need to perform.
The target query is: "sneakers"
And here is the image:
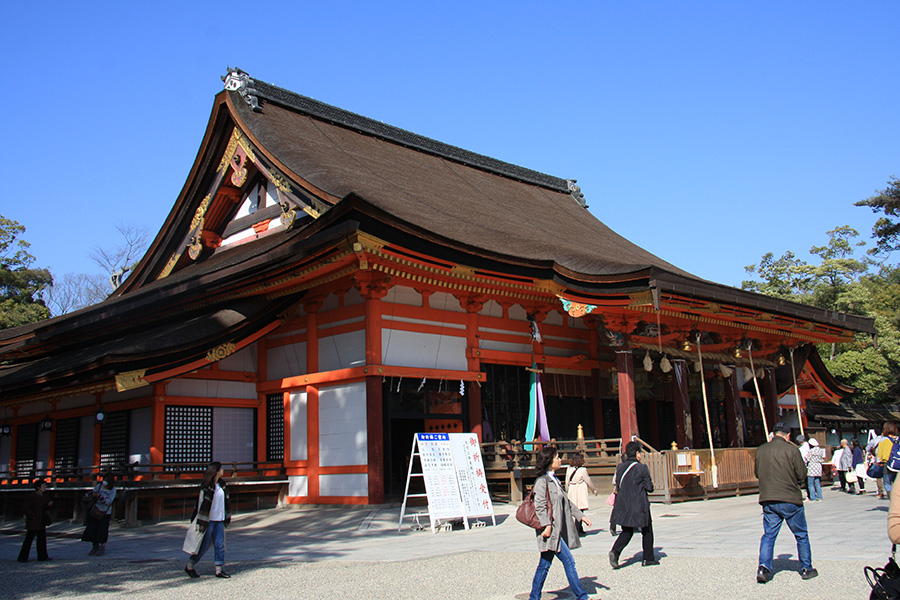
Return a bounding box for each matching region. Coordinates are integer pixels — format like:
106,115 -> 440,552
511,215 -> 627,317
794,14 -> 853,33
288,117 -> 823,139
608,551 -> 620,569
800,567 -> 818,580
641,559 -> 660,567
756,566 -> 772,584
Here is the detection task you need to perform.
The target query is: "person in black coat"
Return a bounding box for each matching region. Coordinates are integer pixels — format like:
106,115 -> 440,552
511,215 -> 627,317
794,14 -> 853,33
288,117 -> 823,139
608,441 -> 657,568
17,479 -> 52,562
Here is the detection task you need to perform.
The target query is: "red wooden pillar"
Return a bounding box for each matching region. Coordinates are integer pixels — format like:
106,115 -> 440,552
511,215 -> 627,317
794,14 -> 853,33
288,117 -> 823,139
616,350 -> 639,442
763,367 -> 779,433
256,335 -> 269,464
304,298 -> 322,501
672,360 -> 693,449
356,275 -> 388,504
463,295 -> 485,442
724,368 -> 744,447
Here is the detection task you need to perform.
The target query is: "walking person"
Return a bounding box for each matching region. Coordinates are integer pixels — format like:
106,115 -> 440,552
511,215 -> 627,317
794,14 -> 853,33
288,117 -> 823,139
851,439 -> 867,495
868,429 -> 887,499
609,440 -> 658,569
805,438 -> 824,502
81,472 -> 116,556
565,452 -> 597,537
877,422 -> 900,494
17,479 -> 52,562
527,446 -> 595,600
183,462 -> 232,579
755,422 -> 818,583
833,440 -> 852,492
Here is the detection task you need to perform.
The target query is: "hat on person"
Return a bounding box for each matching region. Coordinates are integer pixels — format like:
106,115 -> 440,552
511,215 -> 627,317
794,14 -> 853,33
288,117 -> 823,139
809,438 -> 820,447
773,422 -> 791,434
796,434 -> 806,443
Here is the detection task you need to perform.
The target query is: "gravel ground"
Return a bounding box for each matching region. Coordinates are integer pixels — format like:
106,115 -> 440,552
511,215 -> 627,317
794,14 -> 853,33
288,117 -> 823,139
0,487 -> 888,599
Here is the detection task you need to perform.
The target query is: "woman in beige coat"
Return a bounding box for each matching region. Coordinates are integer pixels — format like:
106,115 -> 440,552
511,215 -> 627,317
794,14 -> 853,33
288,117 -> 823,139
528,445 -> 595,600
565,452 -> 597,536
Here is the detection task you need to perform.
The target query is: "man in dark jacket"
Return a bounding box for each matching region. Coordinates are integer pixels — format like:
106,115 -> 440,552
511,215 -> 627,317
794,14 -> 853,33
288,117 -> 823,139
17,479 -> 52,562
754,422 -> 817,583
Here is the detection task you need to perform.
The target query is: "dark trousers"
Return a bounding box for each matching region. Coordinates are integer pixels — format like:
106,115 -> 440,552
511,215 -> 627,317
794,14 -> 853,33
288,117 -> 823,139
611,523 -> 654,561
18,529 -> 49,561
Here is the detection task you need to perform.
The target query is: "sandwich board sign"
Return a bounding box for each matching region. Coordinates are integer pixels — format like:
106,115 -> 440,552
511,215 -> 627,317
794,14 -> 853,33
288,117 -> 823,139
398,432 -> 495,533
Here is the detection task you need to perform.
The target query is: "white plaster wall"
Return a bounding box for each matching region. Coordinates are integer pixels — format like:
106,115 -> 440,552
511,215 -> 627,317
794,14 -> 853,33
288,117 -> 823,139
319,473 -> 368,497
318,382 -> 367,467
382,329 -> 468,371
319,331 -> 366,371
129,407 -> 152,467
344,286 -> 364,306
0,436 -> 10,473
78,416 -> 94,469
213,407 -> 255,465
508,304 -> 528,321
479,338 -> 533,354
166,379 -> 257,399
289,475 -> 308,497
322,293 -> 340,311
290,391 -> 308,461
479,300 -> 503,318
384,285 -> 422,307
267,342 -> 307,380
429,291 -> 465,313
219,343 -> 257,372
543,310 -> 563,326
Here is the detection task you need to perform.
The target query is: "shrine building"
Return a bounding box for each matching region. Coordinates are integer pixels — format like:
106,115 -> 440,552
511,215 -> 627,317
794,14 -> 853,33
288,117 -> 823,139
0,69 -> 875,506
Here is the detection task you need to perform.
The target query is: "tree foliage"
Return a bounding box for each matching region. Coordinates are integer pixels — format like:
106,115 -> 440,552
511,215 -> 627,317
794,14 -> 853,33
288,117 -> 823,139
743,177 -> 900,402
856,176 -> 900,258
0,216 -> 52,329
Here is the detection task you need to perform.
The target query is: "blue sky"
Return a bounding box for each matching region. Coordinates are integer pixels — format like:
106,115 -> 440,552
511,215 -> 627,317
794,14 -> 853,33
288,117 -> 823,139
1,2 -> 897,289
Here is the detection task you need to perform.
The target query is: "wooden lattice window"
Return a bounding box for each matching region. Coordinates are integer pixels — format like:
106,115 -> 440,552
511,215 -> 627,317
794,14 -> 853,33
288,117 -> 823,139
54,417 -> 80,477
15,422 -> 39,478
266,393 -> 284,461
100,411 -> 129,471
164,406 -> 212,471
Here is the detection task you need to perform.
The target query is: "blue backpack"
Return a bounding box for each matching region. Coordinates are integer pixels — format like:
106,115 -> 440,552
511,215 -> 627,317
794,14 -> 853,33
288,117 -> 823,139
887,438 -> 900,472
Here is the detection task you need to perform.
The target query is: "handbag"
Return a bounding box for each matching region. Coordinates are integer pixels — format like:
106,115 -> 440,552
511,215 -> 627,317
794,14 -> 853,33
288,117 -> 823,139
866,545 -> 900,599
90,503 -> 106,520
846,469 -> 859,484
870,463 -> 886,479
607,462 -> 638,508
516,480 -> 552,530
42,510 -> 52,527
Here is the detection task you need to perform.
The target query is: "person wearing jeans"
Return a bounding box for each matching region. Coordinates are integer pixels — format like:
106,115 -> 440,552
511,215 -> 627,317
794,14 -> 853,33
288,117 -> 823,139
759,501 -> 812,574
805,438 -> 824,501
754,422 -> 818,583
183,462 -> 232,579
528,445 -> 595,600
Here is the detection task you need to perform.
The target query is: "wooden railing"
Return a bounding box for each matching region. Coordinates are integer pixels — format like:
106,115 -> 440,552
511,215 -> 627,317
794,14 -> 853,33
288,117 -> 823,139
480,438 -> 621,502
0,461 -> 287,487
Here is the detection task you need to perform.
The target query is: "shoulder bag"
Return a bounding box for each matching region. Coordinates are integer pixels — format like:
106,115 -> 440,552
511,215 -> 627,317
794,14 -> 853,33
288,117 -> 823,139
606,461 -> 638,507
516,478 -> 553,529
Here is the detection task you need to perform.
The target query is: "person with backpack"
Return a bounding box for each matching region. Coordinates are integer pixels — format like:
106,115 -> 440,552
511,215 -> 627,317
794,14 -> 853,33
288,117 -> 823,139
877,422 -> 900,494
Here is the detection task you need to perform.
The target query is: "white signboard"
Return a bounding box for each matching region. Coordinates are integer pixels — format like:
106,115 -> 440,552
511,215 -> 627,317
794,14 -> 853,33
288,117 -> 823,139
399,432 -> 495,532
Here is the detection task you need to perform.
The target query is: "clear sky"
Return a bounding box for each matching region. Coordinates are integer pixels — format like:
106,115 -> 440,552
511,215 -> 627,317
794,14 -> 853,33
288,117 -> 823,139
1,2 -> 897,290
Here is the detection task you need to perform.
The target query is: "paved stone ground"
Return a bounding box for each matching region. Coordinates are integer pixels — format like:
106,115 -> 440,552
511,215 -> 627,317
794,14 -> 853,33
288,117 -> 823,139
0,483 -> 889,599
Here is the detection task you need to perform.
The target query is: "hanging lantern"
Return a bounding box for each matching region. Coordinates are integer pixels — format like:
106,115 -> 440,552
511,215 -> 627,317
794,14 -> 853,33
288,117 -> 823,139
40,416 -> 53,431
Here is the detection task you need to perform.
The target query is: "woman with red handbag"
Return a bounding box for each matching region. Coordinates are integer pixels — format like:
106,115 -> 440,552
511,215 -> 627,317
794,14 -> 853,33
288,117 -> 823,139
527,445 -> 596,600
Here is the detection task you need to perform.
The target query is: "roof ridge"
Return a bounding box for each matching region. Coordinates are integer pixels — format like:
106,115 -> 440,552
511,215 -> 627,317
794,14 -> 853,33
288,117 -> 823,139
225,69 -> 572,192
